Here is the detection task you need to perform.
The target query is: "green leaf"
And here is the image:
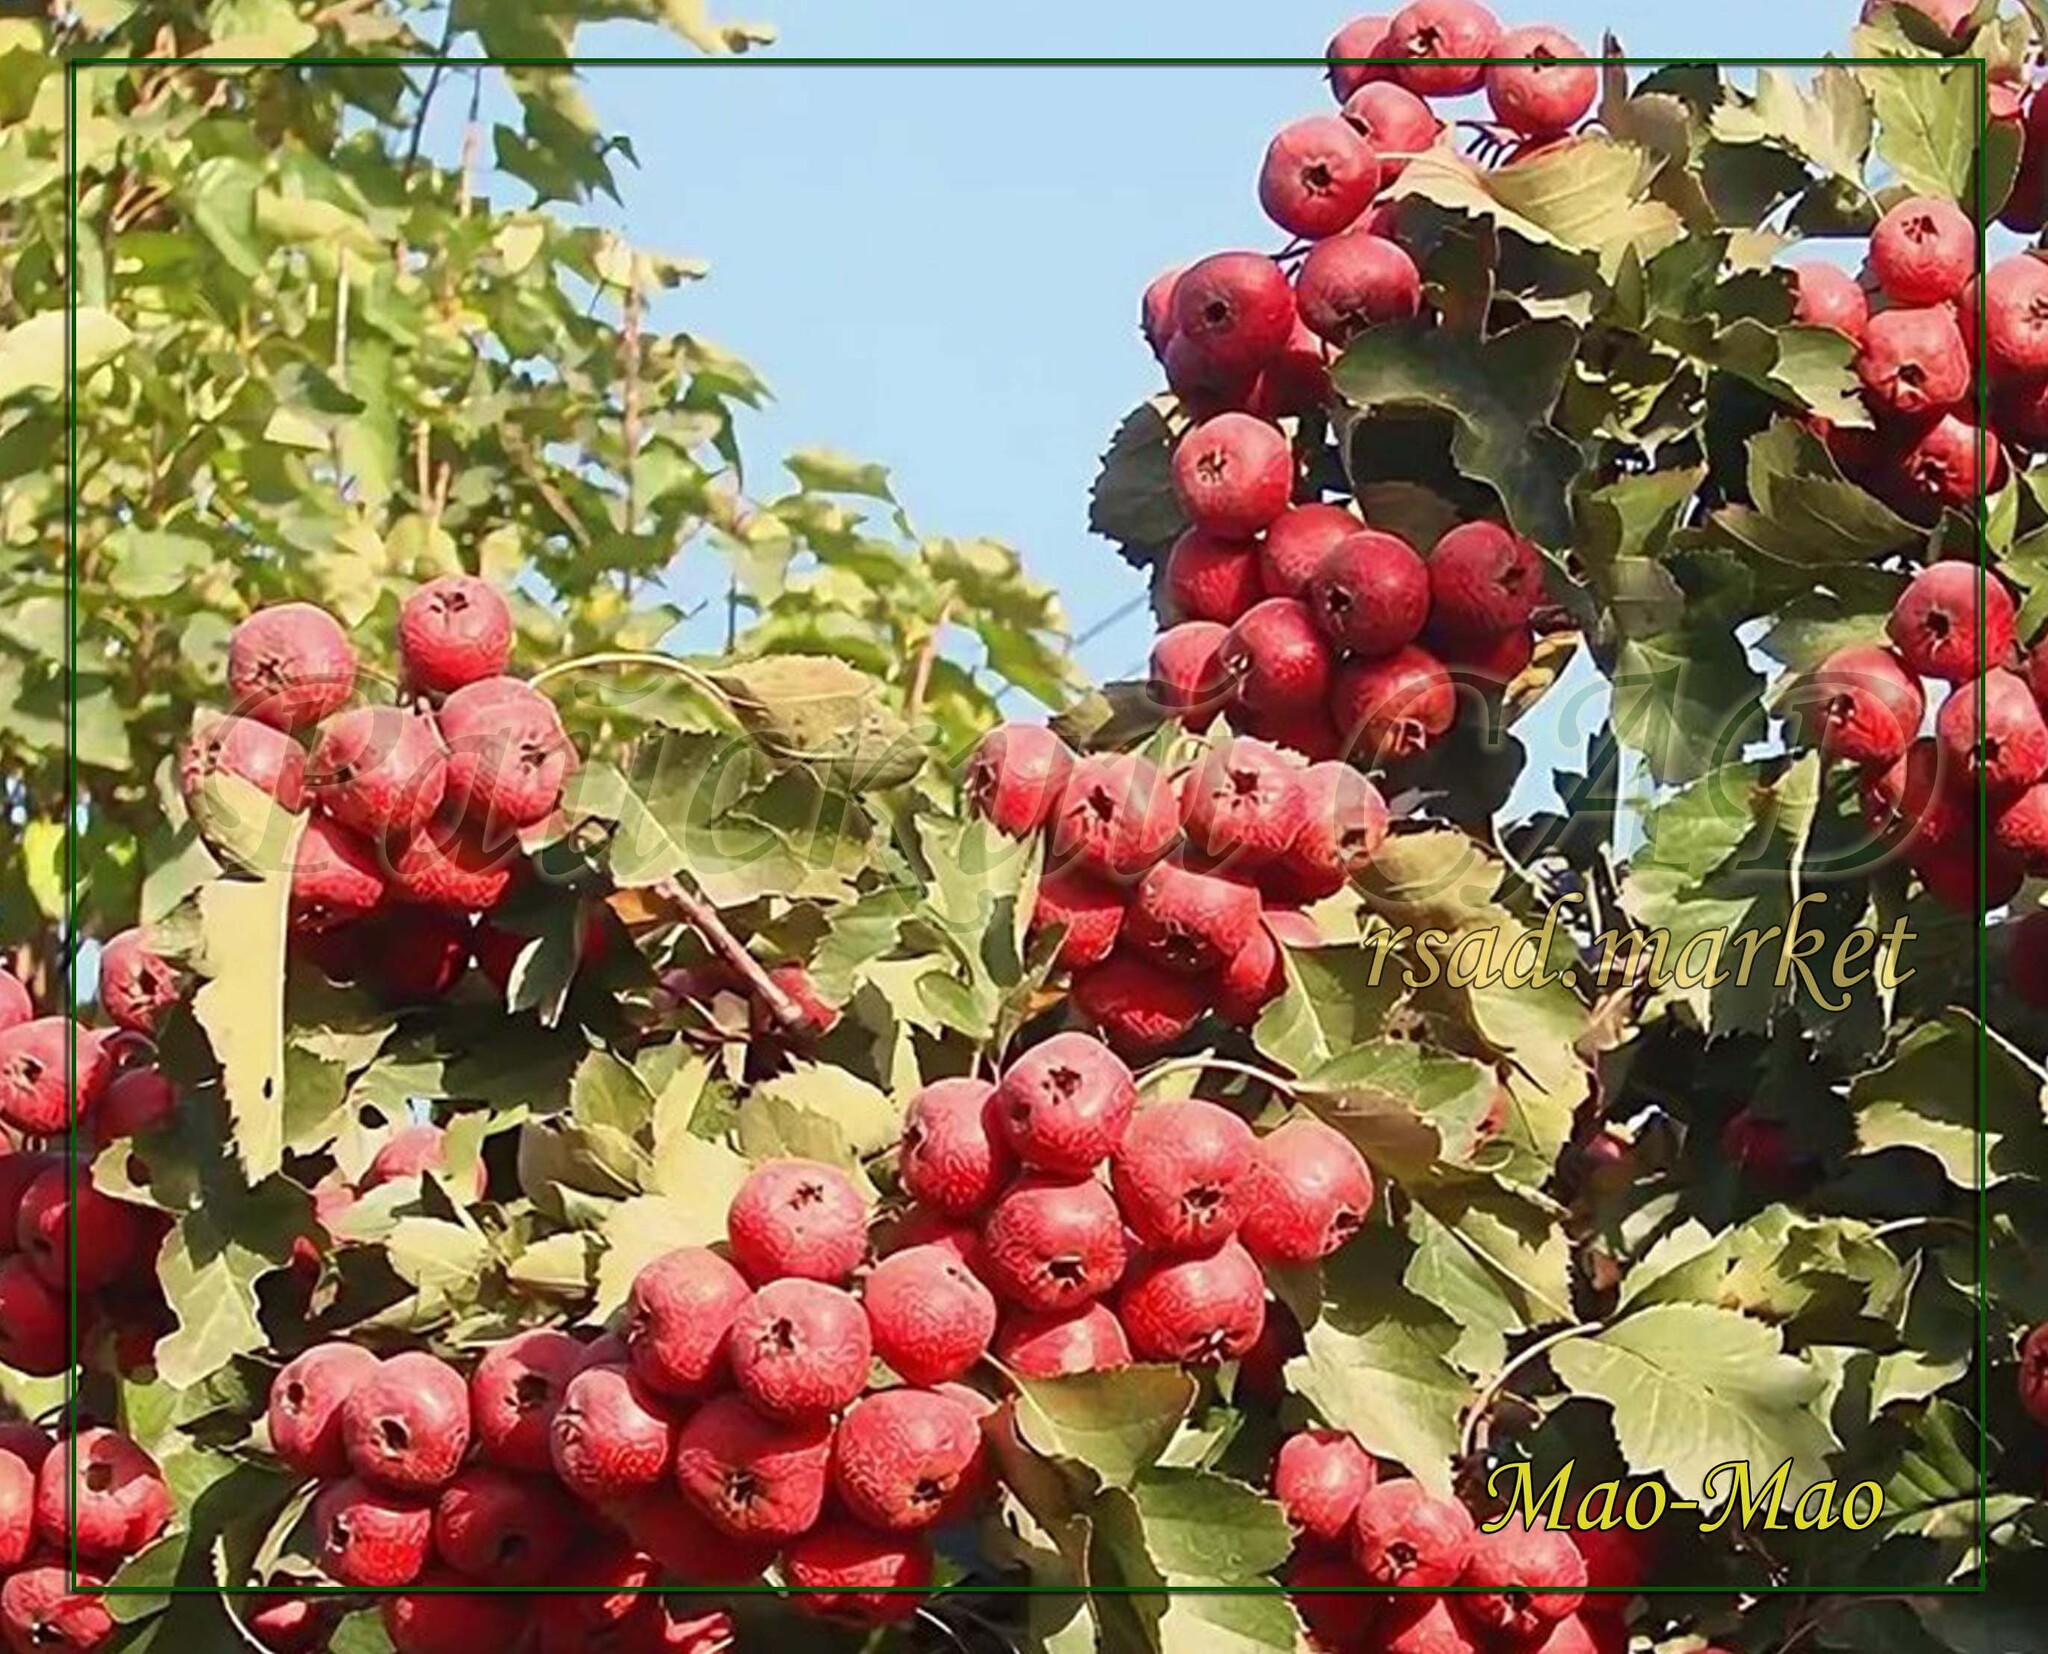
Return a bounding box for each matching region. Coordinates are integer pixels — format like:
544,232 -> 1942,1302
1126,1469 -> 1292,1580
1252,942 -> 1406,1077
1088,397 -> 1186,565
1848,1012 -> 2048,1186
1299,1040 -> 1497,1174
190,859 -> 304,1187
1549,1303 -> 1840,1506
154,1184 -> 308,1389
1710,419 -> 1919,568
1156,1594 -> 1303,1654
1857,58 -> 1981,200
1712,65 -> 1872,182
1395,140 -> 1680,270
786,448 -> 896,501
594,1192 -> 727,1321
1611,630 -> 1766,786
1012,1366 -> 1198,1489
1284,1282 -> 1468,1493
0,307 -> 131,399
1332,321 -> 1583,550
709,654 -> 925,790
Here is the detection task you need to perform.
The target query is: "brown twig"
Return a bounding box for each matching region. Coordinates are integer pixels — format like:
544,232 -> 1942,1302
622,265 -> 643,533
654,877 -> 808,1032
905,594 -> 954,722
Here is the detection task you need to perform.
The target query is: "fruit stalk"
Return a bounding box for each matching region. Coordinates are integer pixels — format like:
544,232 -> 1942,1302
653,876 -> 812,1034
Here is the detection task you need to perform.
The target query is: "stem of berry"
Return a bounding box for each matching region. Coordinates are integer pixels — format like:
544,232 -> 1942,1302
1458,1318 -> 1600,1463
653,875 -> 810,1033
527,650 -> 729,712
1135,1055 -> 1299,1096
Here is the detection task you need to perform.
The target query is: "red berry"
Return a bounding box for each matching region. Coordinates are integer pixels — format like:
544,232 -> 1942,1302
965,723 -> 1073,838
436,676 -> 573,832
1275,1429 -> 1378,1544
1790,262 -> 1869,342
729,1278 -> 873,1421
1149,620 -> 1233,730
471,1328 -> 585,1473
1118,1238 -> 1267,1363
1241,1117 -> 1376,1264
365,906 -> 474,1004
1428,521 -> 1545,640
1351,1478 -> 1476,1586
899,1078 -> 1014,1218
1048,753 -> 1182,881
996,1031 -> 1137,1174
1857,306 -> 1971,418
1971,254 -> 2048,379
864,1244 -> 996,1385
726,1158 -> 868,1284
308,706 -> 448,841
1332,645 -> 1456,761
179,710 -> 307,814
0,973 -> 28,1036
550,1363 -> 680,1500
0,1257 -> 66,1375
1179,736 -> 1310,866
0,1018 -> 112,1137
342,1351 -> 472,1493
1386,0 -> 1501,98
1261,503 -> 1360,598
1141,266 -> 1182,358
831,1387 -> 986,1531
1485,26 -> 1596,138
1164,529 -> 1265,624
92,1067 -> 175,1153
605,1487 -> 777,1587
96,928 -> 182,1036
362,1123 -> 467,1193
993,1301 -> 1132,1377
17,1163 -> 146,1291
1454,1515 -> 1588,1645
380,1571 -> 526,1654
1259,116 -> 1382,240
1341,82 -> 1441,176
1171,253 -> 1297,376
1937,670 -> 2048,798
1163,330 -> 1258,418
34,1427 -> 170,1561
1800,645 -> 1925,767
785,1520 -> 934,1625
1273,762 -> 1390,900
1897,413 -> 2006,517
400,575 -> 514,697
1221,597 -> 1334,716
1287,1549 -> 1383,1652
672,1392 -> 833,1542
1995,784 -> 2048,870
978,1173 -> 1127,1311
1172,414 -> 1294,538
227,602 -> 357,732
2020,1322 -> 2048,1424
1918,838 -> 2025,912
244,1596 -> 339,1653
1126,859 -> 1262,977
0,1449 -> 30,1571
1382,1595 -> 1484,1654
290,815 -> 387,934
1326,14 -> 1395,102
0,1566 -> 111,1652
313,1476 -> 433,1587
1110,1099 -> 1256,1254
1721,1109 -> 1803,1189
1308,529 -> 1431,656
431,1467 -> 572,1584
1215,914 -> 1287,1026
1871,195 -> 1975,306
1073,951 -> 1212,1056
1296,232 -> 1424,345
1891,561 -> 2016,683
623,1245 -> 751,1397
385,816 -> 517,914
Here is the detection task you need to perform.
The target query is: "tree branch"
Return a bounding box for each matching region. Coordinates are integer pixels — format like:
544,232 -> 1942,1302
654,876 -> 809,1033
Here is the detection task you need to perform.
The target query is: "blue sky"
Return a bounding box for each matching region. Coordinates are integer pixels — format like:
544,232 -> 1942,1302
523,3 -> 1858,805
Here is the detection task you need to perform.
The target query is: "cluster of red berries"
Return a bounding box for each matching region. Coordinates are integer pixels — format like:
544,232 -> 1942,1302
0,955 -> 179,1381
966,723 -> 1390,1052
1134,1 -> 1583,767
180,579 -> 577,1006
1791,188 -> 2048,519
1273,1425 -> 1664,1654
1797,562 -> 2046,920
262,1038 -> 1372,1646
0,1420 -> 173,1653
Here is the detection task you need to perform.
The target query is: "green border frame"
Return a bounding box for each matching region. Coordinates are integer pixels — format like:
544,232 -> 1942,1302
59,45 -> 1993,1611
